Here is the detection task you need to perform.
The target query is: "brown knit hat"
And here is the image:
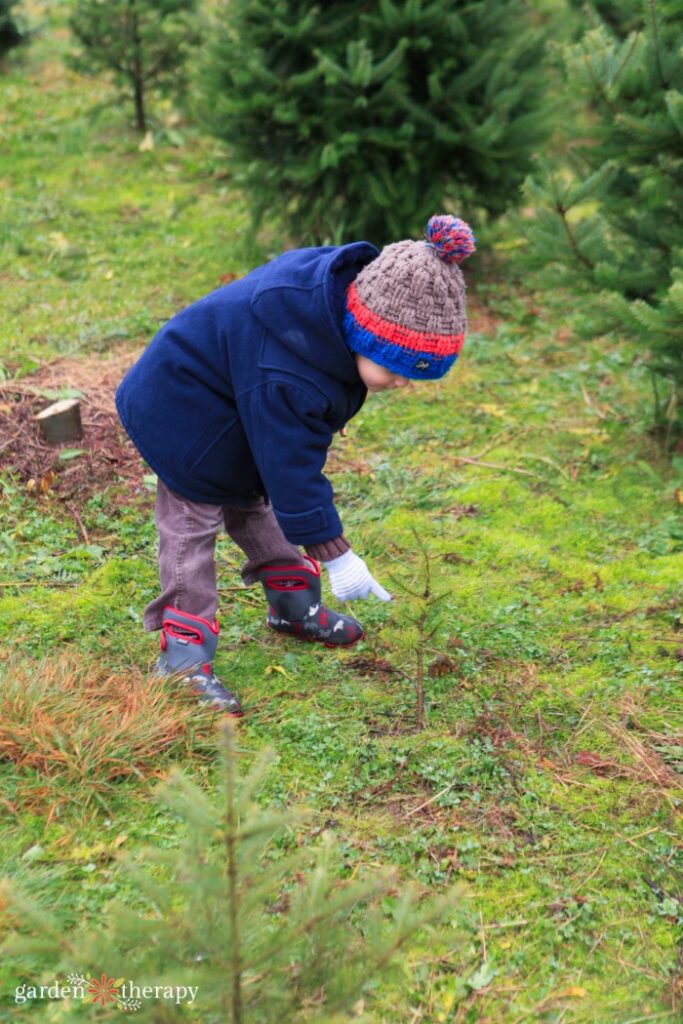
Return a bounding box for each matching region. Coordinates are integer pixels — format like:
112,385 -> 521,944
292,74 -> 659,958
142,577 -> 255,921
344,215 -> 476,379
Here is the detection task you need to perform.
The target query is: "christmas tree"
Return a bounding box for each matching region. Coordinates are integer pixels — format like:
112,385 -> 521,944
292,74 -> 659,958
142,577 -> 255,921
524,0 -> 683,444
196,0 -> 555,245
68,0 -> 200,131
381,528 -> 453,731
1,722 -> 461,1021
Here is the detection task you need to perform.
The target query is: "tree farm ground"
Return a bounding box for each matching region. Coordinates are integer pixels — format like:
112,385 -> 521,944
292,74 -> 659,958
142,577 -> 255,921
0,5 -> 681,1022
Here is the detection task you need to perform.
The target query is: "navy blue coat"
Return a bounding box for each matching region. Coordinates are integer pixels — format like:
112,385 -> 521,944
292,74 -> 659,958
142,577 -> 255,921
115,242 -> 379,546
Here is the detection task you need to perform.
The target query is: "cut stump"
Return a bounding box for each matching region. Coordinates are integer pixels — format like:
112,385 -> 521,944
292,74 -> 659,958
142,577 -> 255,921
34,399 -> 83,444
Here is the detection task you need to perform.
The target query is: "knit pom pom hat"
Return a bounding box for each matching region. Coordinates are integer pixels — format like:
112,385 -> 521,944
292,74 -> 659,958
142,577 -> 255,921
343,214 -> 476,380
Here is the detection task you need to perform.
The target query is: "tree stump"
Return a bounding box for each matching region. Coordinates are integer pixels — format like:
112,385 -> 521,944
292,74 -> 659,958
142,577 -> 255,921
34,399 -> 83,444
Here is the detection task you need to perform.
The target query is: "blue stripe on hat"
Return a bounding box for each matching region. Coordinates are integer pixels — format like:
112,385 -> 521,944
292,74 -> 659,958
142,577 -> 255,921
343,310 -> 458,380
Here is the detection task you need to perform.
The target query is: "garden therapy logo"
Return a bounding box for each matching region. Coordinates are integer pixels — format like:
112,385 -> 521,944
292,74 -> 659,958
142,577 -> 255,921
14,973 -> 199,1012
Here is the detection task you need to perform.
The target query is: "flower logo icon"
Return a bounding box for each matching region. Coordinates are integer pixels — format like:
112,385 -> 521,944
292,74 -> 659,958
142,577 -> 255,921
87,974 -> 120,1007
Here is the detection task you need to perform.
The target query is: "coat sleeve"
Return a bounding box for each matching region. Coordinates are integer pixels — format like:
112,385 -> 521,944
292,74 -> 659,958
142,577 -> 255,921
239,380 -> 344,546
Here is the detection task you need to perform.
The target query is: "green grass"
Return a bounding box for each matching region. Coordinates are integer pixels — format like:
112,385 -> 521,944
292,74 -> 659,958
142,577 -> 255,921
1,4 -> 682,1022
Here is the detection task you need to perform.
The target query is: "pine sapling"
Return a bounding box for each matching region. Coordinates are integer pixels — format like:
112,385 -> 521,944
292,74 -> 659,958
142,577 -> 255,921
0,720 -> 463,1021
385,529 -> 452,731
68,0 -> 200,131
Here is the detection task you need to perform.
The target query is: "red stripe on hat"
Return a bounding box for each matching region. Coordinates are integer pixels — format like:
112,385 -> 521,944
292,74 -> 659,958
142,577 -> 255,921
347,281 -> 464,356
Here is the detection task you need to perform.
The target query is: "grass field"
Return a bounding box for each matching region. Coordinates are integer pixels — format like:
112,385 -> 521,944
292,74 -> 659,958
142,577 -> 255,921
1,4 -> 682,1022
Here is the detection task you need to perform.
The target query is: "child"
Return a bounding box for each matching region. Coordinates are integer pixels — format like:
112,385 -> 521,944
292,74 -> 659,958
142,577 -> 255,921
115,214 -> 475,716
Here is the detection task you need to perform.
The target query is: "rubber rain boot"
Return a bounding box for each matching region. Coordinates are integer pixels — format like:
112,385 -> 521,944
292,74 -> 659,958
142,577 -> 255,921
256,556 -> 364,647
156,606 -> 243,714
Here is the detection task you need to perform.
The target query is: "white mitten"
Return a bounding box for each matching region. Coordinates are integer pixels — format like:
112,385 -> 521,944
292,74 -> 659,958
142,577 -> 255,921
323,549 -> 392,602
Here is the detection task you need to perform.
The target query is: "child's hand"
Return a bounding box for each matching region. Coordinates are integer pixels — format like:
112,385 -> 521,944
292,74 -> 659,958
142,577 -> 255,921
322,550 -> 392,602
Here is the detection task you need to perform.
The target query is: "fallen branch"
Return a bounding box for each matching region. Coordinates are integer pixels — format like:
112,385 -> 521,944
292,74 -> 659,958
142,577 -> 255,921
404,782 -> 455,818
67,504 -> 89,544
0,433 -> 21,454
580,379 -> 613,420
453,455 -> 538,477
0,580 -> 79,588
516,453 -> 570,480
472,425 -> 529,459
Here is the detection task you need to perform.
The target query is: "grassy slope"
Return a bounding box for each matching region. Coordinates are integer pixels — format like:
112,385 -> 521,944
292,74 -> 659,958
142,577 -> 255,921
1,5 -> 682,1022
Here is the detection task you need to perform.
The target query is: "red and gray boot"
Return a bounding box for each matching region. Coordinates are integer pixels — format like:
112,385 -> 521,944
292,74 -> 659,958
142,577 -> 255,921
256,556 -> 364,647
156,607 -> 243,715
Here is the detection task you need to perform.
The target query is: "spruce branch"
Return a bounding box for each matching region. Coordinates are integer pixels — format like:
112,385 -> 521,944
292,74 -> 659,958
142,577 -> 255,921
612,30 -> 640,87
578,45 -> 620,117
646,0 -> 666,90
555,200 -> 595,272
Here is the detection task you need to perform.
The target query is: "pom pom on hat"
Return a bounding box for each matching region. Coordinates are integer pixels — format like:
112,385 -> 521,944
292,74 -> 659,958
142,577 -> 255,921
343,212 -> 475,380
425,214 -> 476,264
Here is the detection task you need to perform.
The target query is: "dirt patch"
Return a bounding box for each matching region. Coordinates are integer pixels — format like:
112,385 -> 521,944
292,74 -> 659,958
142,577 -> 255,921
0,347 -> 147,509
345,654 -> 400,680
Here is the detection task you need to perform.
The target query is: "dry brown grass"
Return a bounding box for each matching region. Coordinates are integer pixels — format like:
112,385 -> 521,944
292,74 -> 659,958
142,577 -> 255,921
0,653 -> 220,814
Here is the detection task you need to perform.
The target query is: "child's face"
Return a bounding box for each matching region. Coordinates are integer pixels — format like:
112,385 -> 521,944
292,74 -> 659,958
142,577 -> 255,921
354,354 -> 411,393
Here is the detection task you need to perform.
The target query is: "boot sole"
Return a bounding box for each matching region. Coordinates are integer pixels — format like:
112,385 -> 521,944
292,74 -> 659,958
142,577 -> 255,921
189,688 -> 244,716
267,623 -> 365,649
194,700 -> 244,717
197,700 -> 244,717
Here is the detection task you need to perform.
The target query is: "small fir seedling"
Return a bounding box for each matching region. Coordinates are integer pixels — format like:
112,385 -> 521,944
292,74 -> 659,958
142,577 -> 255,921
383,529 -> 452,730
0,721 -> 463,1022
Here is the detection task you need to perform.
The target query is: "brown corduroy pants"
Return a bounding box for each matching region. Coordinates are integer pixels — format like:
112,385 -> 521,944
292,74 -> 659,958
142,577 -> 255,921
143,479 -> 304,631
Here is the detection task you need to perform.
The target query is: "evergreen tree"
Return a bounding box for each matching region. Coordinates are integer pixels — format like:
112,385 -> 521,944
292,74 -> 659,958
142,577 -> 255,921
68,0 -> 201,132
382,528 -> 451,731
524,0 -> 683,444
196,0 -> 555,245
0,0 -> 23,59
1,722 -> 460,1021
